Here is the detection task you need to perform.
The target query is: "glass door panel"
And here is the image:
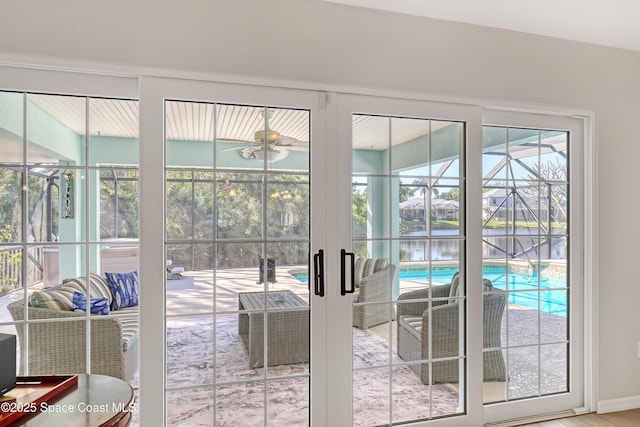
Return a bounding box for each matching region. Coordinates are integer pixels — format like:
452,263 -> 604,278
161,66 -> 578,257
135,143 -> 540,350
1,90 -> 141,427
351,113 -> 467,425
481,112 -> 583,424
164,100 -> 311,426
481,126 -> 570,403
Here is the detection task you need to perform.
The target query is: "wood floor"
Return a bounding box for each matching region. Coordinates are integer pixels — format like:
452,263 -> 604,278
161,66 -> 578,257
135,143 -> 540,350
517,409 -> 640,426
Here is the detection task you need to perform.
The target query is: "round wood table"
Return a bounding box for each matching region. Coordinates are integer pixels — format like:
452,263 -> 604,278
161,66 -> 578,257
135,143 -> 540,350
8,374 -> 134,427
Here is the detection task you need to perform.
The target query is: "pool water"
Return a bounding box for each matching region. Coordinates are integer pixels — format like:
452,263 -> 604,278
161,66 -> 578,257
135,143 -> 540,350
403,267 -> 567,317
295,267 -> 567,317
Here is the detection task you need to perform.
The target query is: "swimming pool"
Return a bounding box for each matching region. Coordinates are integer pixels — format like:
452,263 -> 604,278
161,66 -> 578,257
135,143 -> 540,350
403,267 -> 567,317
294,266 -> 567,316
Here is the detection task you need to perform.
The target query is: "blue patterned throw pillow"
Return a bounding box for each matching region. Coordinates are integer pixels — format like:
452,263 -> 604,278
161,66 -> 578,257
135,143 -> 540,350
72,291 -> 110,315
105,271 -> 139,311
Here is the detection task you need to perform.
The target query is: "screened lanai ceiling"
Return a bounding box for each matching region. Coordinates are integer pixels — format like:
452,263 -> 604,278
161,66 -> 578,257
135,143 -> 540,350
23,96 -> 567,166
30,96 -> 314,150
27,95 -> 452,152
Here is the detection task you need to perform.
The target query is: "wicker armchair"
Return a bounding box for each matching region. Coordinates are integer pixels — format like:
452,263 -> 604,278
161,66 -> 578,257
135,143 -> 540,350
352,258 -> 396,329
397,279 -> 506,384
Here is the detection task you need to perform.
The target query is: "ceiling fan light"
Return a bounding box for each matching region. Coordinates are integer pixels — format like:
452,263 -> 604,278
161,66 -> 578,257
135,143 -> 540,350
252,147 -> 284,162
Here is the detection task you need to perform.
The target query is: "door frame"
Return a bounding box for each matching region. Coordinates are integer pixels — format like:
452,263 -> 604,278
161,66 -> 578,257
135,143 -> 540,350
0,60 -> 596,426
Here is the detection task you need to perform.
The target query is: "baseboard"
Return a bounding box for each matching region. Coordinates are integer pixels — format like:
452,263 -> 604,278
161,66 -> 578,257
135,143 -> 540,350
597,395 -> 640,413
485,410 -> 575,427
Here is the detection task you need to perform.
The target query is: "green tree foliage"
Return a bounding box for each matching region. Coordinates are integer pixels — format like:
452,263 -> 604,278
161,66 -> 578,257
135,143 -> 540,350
164,170 -> 311,271
0,223 -> 21,293
0,170 -> 23,293
100,169 -> 139,239
2,166 -> 312,276
352,185 -> 368,239
0,168 -> 21,242
398,185 -> 414,204
438,188 -> 459,201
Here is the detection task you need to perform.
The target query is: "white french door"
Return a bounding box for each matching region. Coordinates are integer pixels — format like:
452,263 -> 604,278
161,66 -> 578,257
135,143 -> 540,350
325,93 -> 485,427
137,77 -> 586,426
138,77 -> 328,427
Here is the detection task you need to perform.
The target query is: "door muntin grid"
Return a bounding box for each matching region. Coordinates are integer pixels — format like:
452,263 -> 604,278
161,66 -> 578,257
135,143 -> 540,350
482,126 -> 570,403
351,114 -> 467,425
164,101 -> 312,426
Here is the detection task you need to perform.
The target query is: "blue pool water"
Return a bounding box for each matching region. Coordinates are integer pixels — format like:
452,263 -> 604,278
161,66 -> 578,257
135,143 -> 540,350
403,267 -> 567,317
295,267 -> 567,317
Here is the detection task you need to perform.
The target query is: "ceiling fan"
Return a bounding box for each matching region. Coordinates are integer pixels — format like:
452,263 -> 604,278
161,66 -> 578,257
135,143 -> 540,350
218,108 -> 305,162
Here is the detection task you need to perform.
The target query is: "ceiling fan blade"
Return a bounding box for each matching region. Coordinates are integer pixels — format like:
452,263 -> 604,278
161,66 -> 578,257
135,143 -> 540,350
217,145 -> 252,153
216,137 -> 257,144
276,135 -> 308,148
216,136 -> 262,154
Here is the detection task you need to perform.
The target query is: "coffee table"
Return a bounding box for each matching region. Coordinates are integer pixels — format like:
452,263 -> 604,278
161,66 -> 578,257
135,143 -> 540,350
238,290 -> 309,368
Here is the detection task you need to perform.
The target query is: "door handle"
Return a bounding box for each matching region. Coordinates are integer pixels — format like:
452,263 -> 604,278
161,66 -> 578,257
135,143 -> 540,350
313,249 -> 325,297
340,249 -> 355,295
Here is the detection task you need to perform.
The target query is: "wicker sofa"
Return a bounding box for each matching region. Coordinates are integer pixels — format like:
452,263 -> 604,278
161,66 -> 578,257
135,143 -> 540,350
352,257 -> 397,329
397,276 -> 507,384
7,273 -> 138,382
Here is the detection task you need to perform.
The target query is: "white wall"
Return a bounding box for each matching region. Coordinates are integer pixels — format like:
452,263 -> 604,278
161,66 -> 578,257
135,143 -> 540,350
2,0 -> 640,407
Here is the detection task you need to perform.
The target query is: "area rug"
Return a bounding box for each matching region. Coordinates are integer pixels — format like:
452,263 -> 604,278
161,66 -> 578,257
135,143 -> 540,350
164,316 -> 459,426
